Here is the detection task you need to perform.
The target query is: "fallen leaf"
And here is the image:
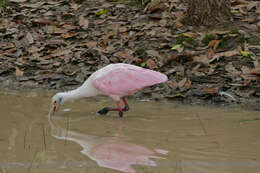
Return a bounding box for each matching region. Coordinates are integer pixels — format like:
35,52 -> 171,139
182,32 -> 197,38
206,49 -> 215,59
96,9 -> 108,16
208,40 -> 221,51
225,62 -> 241,78
15,67 -> 24,77
240,50 -> 249,57
209,49 -> 239,63
171,44 -> 182,50
145,0 -> 166,13
146,59 -> 158,69
175,21 -> 183,28
202,88 -> 219,94
178,78 -> 187,88
53,27 -> 69,34
84,41 -> 97,48
231,9 -> 240,14
79,15 -> 89,30
119,26 -> 128,33
61,32 -> 78,39
31,19 -> 53,25
8,64 -> 16,69
140,62 -> 146,67
146,50 -> 160,58
114,50 -> 134,60
25,32 -> 34,44
135,57 -> 142,64
250,70 -> 260,76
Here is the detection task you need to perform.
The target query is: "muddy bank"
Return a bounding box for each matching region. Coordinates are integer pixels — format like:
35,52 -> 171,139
0,0 -> 260,105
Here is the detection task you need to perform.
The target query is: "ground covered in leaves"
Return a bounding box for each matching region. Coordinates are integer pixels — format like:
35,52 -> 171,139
0,0 -> 260,107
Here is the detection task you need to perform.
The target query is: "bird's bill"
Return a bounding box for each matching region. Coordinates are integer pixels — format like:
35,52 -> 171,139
48,102 -> 59,117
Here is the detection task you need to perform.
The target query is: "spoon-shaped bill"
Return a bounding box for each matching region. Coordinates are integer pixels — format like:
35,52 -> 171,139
48,104 -> 58,117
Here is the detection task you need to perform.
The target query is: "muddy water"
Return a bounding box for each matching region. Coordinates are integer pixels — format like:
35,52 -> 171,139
0,90 -> 260,173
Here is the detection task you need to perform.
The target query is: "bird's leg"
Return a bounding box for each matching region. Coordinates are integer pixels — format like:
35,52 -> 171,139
97,101 -> 124,117
122,97 -> 129,111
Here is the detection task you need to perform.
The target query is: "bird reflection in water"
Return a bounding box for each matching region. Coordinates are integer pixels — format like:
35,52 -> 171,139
48,115 -> 168,173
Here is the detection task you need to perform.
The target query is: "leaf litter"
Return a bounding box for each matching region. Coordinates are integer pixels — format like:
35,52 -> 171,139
0,0 -> 260,106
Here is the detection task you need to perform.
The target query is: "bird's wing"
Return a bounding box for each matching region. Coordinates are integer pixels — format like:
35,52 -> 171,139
92,67 -> 167,96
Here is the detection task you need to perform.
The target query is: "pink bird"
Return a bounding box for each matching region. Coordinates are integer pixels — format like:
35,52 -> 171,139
49,63 -> 168,117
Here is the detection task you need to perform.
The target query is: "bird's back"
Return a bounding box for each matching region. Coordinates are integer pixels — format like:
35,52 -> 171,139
92,63 -> 167,97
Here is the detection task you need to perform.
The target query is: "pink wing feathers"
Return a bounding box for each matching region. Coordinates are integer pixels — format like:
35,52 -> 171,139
92,66 -> 168,97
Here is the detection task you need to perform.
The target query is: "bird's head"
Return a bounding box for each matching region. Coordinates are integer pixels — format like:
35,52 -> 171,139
49,92 -> 64,116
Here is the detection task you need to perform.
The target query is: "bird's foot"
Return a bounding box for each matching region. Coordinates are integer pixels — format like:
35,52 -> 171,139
122,105 -> 129,112
96,107 -> 110,115
119,111 -> 123,118
96,107 -> 124,117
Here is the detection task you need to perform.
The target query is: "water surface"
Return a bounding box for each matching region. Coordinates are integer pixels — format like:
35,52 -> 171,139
0,90 -> 260,173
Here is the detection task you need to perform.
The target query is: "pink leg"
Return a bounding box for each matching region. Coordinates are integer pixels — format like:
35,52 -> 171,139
97,101 -> 123,117
122,97 -> 129,111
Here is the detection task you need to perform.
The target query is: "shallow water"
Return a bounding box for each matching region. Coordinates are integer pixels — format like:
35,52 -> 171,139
0,90 -> 260,173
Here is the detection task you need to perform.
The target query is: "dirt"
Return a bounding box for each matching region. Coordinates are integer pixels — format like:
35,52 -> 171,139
0,0 -> 260,106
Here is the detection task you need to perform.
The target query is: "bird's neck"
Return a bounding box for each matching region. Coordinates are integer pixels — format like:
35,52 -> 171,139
62,79 -> 98,103
62,88 -> 83,103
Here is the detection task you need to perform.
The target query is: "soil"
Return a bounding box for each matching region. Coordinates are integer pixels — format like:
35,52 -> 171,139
0,0 -> 260,107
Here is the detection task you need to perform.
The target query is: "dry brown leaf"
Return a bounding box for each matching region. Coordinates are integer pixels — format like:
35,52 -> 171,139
84,41 -> 97,48
119,26 -> 128,33
175,21 -> 183,28
62,24 -> 79,30
114,50 -> 134,60
94,19 -> 106,25
8,64 -> 15,69
146,50 -> 160,58
213,40 -> 221,51
4,43 -> 15,50
208,40 -> 217,48
202,88 -> 219,94
178,78 -> 187,88
146,59 -> 158,69
135,57 -> 142,64
31,19 -> 53,25
193,55 -> 210,65
209,49 -> 239,63
79,15 -> 89,30
168,80 -> 178,90
208,40 -> 221,51
185,79 -> 191,88
145,0 -> 166,13
225,62 -> 241,78
206,49 -> 215,59
26,32 -> 34,44
15,67 -> 24,77
183,32 -> 197,38
53,27 -> 68,34
250,70 -> 260,76
175,11 -> 185,21
61,32 -> 78,39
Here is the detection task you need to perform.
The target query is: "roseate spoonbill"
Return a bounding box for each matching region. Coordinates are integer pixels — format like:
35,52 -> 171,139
49,63 -> 168,117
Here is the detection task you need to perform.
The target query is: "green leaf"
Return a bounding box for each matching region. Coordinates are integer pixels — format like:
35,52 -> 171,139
140,62 -> 146,67
96,9 -> 108,16
171,44 -> 182,50
240,50 -> 249,57
231,10 -> 239,14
